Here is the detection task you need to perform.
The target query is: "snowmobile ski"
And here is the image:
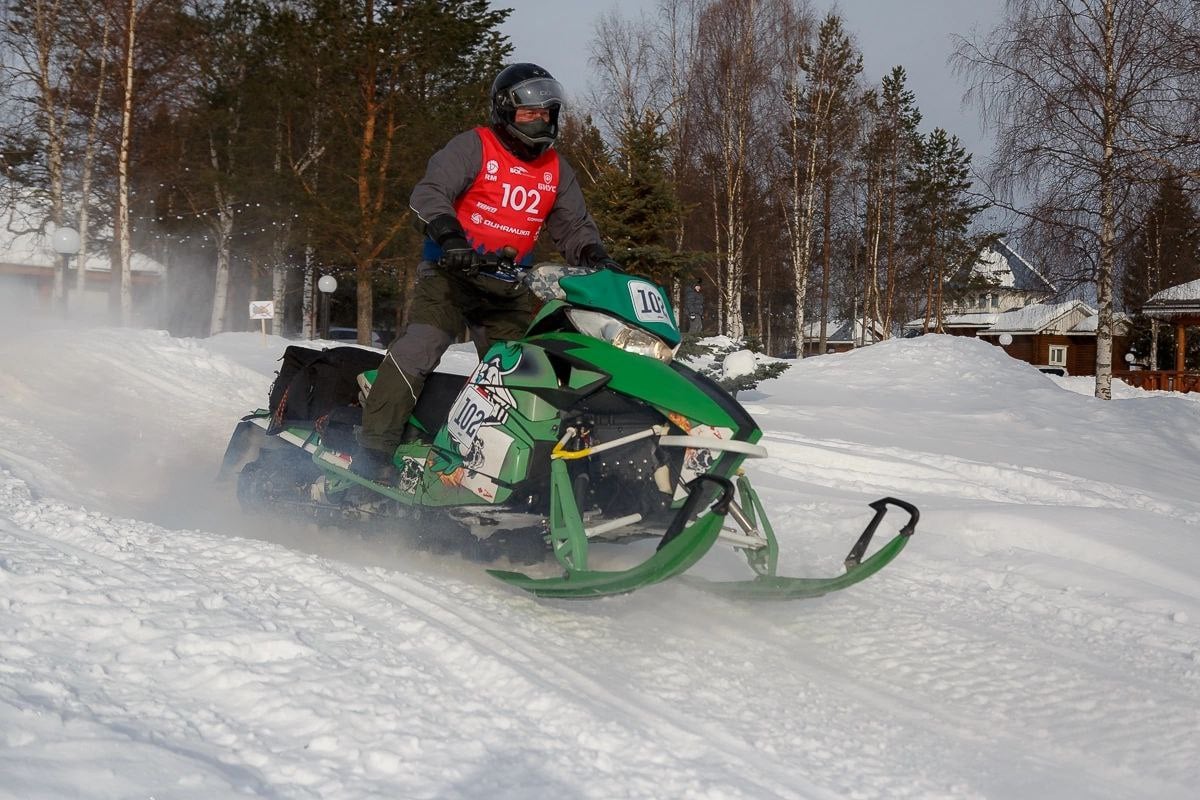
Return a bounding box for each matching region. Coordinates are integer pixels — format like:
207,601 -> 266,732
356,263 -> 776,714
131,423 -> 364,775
684,496 -> 919,600
488,474 -> 734,598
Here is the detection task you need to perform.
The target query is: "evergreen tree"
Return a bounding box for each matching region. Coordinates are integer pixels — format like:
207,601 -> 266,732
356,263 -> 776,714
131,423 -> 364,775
903,128 -> 987,332
1122,172 -> 1200,309
588,111 -> 692,286
861,66 -> 922,335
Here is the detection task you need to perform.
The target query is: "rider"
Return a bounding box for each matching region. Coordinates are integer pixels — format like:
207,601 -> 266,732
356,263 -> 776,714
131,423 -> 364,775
357,62 -> 621,475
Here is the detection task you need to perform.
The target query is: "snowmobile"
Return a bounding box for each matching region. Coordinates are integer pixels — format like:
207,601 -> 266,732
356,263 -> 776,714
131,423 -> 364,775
220,258 -> 918,599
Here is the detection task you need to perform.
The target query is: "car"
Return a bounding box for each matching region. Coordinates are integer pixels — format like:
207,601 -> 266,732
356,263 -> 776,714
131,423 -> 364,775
326,327 -> 384,348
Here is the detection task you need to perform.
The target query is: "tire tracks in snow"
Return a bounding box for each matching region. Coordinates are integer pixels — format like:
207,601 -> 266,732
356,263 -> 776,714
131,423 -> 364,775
657,570 -> 1200,800
308,560 -> 840,800
756,432 -> 1200,523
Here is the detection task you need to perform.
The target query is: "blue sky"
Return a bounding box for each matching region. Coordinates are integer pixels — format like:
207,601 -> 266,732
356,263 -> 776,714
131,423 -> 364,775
498,0 -> 1003,166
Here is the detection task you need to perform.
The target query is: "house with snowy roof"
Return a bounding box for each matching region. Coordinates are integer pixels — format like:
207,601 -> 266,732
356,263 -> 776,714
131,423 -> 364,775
976,299 -> 1133,376
0,201 -> 164,324
902,241 -> 1134,375
904,240 -> 1057,338
801,317 -> 886,356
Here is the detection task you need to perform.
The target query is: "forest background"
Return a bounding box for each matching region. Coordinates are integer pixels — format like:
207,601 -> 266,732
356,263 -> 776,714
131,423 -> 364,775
4,0 -> 1200,398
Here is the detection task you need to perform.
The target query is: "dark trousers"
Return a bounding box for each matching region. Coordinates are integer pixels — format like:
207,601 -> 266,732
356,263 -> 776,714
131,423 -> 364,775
358,261 -> 534,453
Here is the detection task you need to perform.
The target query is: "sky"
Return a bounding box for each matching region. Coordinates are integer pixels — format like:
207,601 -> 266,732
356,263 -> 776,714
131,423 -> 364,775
2,313 -> 1200,798
499,0 -> 1005,166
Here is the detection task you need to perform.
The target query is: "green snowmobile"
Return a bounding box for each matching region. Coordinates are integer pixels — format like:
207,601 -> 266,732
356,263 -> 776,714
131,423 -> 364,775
221,262 -> 918,599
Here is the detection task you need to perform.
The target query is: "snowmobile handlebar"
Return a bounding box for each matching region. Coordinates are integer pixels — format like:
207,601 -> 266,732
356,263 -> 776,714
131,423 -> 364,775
441,247 -> 522,281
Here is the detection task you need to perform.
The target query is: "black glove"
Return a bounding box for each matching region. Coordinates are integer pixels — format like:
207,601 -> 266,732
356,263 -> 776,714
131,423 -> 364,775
580,243 -> 624,273
425,214 -> 475,272
440,235 -> 475,272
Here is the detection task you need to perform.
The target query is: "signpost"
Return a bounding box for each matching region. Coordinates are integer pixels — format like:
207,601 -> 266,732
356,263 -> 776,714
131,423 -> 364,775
250,300 -> 274,343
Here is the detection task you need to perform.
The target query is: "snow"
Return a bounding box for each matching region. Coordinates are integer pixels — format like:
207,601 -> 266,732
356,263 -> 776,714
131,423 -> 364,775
1147,277 -> 1200,303
975,246 -> 1016,288
2,319 -> 1200,800
985,299 -> 1090,334
721,349 -> 757,380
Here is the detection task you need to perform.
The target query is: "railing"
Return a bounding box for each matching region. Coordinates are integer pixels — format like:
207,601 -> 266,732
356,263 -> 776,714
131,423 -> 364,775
1114,370 -> 1200,393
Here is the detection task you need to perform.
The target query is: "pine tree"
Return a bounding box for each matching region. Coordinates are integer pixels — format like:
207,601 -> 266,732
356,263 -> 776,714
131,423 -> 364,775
904,128 -> 987,332
861,66 -> 922,336
781,11 -> 862,356
587,112 -> 691,286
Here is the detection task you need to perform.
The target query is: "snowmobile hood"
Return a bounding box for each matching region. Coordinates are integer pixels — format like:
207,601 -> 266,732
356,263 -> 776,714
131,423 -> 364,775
558,270 -> 682,347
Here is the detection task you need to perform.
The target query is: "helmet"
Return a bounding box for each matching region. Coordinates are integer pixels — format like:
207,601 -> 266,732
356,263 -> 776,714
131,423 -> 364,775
490,63 -> 565,160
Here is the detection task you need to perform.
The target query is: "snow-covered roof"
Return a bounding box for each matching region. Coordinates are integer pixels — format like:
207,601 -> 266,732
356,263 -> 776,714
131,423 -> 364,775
980,299 -> 1093,335
802,318 -> 884,344
902,311 -> 998,331
942,311 -> 1000,328
1067,311 -> 1132,335
1144,278 -> 1200,317
963,240 -> 1056,295
0,201 -> 164,274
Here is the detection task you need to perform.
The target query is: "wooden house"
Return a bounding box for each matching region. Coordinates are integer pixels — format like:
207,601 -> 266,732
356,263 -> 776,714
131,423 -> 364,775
977,299 -> 1133,376
1119,278 -> 1200,392
802,318 -> 886,356
905,240 -> 1057,338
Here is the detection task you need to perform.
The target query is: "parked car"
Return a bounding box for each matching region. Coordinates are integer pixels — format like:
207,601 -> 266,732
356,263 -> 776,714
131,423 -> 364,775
326,327 -> 384,348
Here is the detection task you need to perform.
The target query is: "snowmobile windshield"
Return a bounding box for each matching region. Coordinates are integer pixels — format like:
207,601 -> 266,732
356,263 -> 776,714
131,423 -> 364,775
504,77 -> 567,110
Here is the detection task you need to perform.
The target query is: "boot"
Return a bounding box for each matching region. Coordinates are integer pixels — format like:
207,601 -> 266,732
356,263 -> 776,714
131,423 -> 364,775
349,443 -> 395,484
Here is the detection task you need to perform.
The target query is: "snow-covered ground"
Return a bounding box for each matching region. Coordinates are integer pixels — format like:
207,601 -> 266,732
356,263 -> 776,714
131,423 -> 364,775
1,318 -> 1199,800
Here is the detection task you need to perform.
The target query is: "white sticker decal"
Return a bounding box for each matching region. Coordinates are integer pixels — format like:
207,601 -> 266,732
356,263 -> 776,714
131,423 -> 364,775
627,280 -> 671,324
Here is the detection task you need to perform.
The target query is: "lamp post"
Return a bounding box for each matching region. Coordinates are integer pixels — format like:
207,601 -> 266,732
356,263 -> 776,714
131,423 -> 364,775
317,274 -> 337,339
51,225 -> 80,314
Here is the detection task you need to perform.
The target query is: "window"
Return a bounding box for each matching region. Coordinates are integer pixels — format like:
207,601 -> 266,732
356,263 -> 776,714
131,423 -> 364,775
1048,345 -> 1067,366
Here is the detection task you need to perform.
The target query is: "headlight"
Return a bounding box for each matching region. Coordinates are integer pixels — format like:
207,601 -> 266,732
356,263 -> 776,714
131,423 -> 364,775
566,309 -> 675,363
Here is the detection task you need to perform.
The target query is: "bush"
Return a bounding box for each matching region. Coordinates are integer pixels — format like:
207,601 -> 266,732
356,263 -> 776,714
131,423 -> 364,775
678,334 -> 791,396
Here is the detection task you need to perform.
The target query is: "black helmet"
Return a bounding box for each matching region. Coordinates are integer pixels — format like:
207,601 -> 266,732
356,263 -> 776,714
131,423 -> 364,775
490,63 -> 565,160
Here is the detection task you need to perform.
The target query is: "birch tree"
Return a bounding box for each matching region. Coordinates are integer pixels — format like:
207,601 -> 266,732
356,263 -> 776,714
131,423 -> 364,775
956,0 -> 1198,398
1,0 -> 93,310
861,66 -> 922,335
780,10 -> 858,356
690,0 -> 784,339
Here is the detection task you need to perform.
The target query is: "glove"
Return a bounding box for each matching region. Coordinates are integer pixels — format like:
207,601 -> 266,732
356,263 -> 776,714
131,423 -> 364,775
580,243 -> 624,273
439,235 -> 475,272
425,214 -> 475,272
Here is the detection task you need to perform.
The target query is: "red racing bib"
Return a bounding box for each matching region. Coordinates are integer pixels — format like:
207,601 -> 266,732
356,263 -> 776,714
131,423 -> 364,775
454,127 -> 560,262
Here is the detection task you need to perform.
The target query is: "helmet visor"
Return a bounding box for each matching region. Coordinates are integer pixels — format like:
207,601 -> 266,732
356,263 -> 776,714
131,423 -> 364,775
505,77 -> 566,110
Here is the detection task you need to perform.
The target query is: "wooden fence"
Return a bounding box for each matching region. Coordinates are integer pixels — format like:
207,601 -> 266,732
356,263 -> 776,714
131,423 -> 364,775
1114,370 -> 1200,393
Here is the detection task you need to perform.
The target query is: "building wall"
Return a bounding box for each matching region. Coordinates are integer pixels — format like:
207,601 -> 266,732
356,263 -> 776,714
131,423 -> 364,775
990,333 -> 1132,376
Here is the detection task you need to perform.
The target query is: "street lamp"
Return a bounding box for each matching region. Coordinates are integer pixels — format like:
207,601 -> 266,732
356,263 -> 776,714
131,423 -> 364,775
317,274 -> 337,339
51,225 -> 80,314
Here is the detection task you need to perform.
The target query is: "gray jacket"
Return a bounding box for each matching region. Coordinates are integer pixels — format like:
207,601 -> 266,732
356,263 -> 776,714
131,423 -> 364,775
409,128 -> 603,265
684,286 -> 704,317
